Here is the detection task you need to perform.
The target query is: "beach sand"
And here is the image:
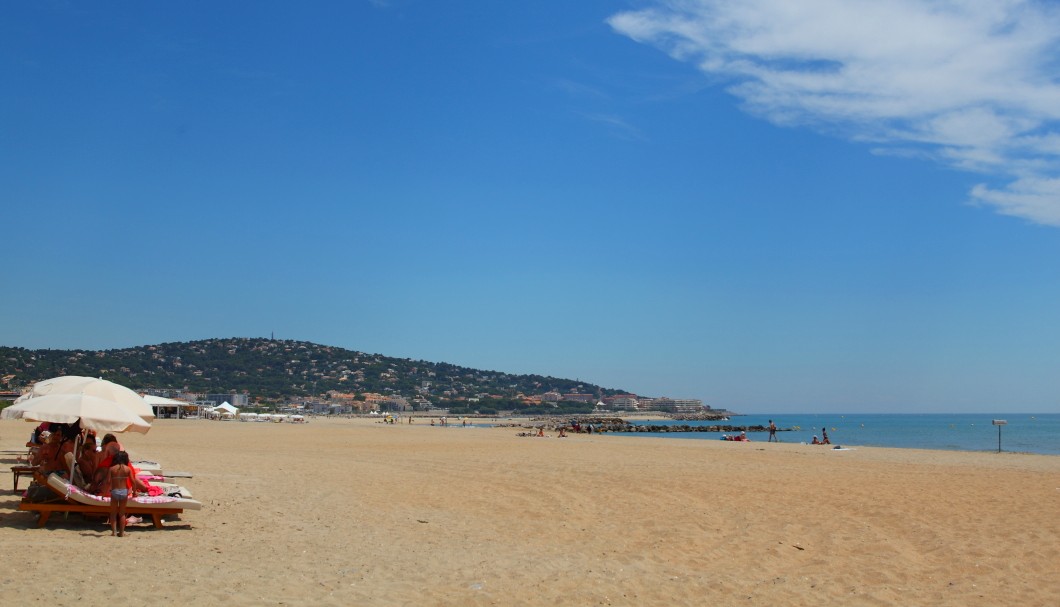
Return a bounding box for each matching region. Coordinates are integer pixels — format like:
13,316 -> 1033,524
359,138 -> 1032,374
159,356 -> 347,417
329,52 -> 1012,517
2,417 -> 1058,606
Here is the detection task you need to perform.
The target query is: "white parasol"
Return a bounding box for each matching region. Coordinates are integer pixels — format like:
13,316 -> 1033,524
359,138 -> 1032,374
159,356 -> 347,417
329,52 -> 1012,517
2,393 -> 152,434
15,375 -> 155,421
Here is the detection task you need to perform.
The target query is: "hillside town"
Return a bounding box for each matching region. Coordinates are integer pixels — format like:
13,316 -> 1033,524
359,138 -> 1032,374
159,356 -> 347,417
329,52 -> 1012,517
128,389 -> 712,418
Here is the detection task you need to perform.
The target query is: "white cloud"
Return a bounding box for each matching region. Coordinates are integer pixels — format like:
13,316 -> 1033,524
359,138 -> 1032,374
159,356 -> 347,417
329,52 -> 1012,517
608,0 -> 1060,226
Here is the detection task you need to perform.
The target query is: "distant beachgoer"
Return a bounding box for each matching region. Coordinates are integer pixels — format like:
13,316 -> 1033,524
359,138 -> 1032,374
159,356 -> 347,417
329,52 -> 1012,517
821,428 -> 831,445
811,435 -> 821,445
768,420 -> 777,442
558,427 -> 566,438
537,427 -> 545,437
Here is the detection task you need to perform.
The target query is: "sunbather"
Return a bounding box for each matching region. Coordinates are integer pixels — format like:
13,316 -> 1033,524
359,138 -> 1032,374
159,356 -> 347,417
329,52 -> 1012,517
77,434 -> 99,489
38,431 -> 71,475
93,434 -> 123,490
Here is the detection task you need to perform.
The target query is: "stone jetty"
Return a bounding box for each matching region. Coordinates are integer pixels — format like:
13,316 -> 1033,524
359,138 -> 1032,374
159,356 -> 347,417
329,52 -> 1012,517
508,416 -> 789,434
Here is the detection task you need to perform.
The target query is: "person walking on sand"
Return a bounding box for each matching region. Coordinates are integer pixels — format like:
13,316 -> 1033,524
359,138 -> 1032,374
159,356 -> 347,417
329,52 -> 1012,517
768,419 -> 778,442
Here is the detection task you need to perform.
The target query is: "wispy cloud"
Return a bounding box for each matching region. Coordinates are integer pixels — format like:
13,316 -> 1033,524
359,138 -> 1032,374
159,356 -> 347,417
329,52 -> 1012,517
553,78 -> 612,101
608,0 -> 1060,226
581,112 -> 647,141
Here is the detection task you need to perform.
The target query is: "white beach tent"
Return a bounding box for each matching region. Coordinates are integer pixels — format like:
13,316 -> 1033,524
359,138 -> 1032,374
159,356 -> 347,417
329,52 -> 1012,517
213,402 -> 239,414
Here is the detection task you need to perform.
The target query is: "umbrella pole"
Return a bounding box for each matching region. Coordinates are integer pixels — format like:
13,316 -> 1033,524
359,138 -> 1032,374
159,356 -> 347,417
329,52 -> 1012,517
69,434 -> 82,485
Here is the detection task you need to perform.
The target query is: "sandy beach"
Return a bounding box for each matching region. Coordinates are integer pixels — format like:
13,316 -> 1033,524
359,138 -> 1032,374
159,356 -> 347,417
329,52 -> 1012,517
2,416 -> 1058,606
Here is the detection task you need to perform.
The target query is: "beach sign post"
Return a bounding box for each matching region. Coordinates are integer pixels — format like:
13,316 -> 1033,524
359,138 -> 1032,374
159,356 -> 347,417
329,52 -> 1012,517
992,419 -> 1007,453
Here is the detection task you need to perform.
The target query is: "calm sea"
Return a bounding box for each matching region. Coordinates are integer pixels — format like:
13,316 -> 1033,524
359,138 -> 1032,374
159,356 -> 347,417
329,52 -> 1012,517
626,413 -> 1060,456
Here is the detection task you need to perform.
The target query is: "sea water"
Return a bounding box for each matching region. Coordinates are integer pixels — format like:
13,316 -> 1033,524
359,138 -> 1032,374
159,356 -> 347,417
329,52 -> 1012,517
626,413 -> 1060,455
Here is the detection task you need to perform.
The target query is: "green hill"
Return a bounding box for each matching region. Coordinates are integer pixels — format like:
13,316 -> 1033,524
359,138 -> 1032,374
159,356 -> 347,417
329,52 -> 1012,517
0,338 -> 626,405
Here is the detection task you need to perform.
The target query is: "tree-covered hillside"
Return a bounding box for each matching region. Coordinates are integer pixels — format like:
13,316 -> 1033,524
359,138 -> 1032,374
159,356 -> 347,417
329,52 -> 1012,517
0,338 -> 626,402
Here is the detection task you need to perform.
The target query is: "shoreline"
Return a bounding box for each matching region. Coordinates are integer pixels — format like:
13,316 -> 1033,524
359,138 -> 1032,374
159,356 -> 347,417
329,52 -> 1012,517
403,413 -> 1059,457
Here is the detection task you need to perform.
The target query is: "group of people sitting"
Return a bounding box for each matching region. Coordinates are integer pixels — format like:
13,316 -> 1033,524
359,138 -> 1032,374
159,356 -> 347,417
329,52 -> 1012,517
25,422 -> 151,498
721,431 -> 750,441
25,422 -> 158,536
811,428 -> 832,445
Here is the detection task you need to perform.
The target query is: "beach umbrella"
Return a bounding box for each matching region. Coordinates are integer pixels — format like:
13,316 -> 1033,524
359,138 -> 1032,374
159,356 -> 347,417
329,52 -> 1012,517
2,393 -> 152,434
15,375 -> 155,421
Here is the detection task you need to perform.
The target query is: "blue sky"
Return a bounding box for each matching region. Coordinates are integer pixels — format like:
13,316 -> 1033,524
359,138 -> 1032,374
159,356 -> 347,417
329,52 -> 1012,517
3,0 -> 1059,413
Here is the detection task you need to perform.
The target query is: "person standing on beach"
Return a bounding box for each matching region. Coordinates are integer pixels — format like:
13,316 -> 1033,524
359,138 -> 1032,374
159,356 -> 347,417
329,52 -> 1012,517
821,428 -> 831,444
105,451 -> 133,537
768,420 -> 778,442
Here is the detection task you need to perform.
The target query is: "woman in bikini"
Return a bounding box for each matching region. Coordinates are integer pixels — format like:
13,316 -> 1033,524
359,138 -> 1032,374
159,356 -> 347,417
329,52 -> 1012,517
105,451 -> 134,537
92,434 -> 123,492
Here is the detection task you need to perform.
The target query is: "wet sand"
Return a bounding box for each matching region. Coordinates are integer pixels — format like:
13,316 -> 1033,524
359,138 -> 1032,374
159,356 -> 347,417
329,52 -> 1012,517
2,416 -> 1058,606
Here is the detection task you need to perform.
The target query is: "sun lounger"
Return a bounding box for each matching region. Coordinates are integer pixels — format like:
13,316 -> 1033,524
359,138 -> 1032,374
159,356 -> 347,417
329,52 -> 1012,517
131,460 -> 163,474
19,474 -> 202,529
10,465 -> 39,491
129,461 -> 193,478
162,471 -> 194,478
147,481 -> 194,499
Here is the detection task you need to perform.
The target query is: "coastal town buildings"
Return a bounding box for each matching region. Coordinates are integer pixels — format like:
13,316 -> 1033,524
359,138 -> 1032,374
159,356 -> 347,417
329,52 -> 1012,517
204,393 -> 249,408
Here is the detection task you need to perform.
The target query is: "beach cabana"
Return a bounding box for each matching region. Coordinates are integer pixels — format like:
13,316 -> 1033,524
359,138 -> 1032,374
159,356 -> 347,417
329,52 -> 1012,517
143,395 -> 194,419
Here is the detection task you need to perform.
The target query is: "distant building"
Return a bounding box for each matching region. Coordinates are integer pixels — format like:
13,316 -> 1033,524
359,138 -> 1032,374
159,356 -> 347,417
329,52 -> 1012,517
650,398 -> 704,413
561,393 -> 596,403
307,401 -> 354,415
608,395 -> 640,411
204,393 -> 249,408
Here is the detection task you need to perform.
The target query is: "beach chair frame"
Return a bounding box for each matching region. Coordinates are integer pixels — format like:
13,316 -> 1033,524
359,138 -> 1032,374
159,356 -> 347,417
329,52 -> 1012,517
18,473 -> 200,530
